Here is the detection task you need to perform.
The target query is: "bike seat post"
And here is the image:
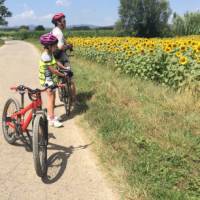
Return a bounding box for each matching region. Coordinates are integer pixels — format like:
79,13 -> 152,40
37,92 -> 42,110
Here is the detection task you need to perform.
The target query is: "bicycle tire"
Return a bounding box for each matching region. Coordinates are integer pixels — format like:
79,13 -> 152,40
32,114 -> 47,177
63,79 -> 72,116
2,98 -> 20,144
58,87 -> 64,102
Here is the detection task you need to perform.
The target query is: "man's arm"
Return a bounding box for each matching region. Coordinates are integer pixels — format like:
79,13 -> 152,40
48,66 -> 65,77
56,60 -> 68,70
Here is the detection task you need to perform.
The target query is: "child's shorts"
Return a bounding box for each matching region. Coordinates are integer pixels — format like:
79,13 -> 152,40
44,78 -> 57,92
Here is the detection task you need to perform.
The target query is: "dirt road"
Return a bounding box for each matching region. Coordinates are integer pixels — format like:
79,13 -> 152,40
0,41 -> 118,200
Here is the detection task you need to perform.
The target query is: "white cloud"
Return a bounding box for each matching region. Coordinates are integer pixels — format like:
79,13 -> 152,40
12,9 -> 53,21
14,9 -> 36,19
56,0 -> 71,7
40,14 -> 54,20
8,9 -> 54,26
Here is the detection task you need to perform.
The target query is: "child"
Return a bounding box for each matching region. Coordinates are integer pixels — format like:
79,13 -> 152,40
39,33 -> 65,128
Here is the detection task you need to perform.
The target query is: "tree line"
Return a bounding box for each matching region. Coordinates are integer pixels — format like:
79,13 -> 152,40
1,0 -> 200,37
117,0 -> 200,37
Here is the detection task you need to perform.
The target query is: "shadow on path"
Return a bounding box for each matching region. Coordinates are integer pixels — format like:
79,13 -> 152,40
57,90 -> 95,122
42,138 -> 92,184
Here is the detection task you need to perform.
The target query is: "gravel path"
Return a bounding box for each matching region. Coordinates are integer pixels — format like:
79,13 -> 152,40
0,40 -> 118,200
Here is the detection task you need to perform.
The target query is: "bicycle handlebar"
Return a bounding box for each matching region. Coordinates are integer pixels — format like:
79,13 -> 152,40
10,84 -> 65,94
10,85 -> 46,94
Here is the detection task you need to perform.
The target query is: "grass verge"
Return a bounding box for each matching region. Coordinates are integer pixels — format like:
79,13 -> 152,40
0,39 -> 4,47
29,39 -> 200,200
72,58 -> 200,200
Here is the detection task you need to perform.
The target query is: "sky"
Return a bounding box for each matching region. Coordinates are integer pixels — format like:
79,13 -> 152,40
4,0 -> 200,27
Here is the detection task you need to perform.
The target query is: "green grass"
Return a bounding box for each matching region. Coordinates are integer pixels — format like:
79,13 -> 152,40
29,39 -> 200,200
0,39 -> 4,47
71,59 -> 200,200
0,29 -> 120,41
26,38 -> 43,51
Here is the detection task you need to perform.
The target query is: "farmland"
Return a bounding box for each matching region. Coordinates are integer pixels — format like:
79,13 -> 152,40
0,29 -> 119,40
68,35 -> 200,199
69,36 -> 200,91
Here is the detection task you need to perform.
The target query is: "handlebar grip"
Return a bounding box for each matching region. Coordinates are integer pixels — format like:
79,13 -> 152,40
10,87 -> 17,91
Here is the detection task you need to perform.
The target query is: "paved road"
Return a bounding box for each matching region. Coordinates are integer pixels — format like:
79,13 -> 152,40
0,41 -> 118,200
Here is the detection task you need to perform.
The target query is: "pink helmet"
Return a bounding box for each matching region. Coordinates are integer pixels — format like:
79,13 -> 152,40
52,13 -> 65,24
40,33 -> 58,46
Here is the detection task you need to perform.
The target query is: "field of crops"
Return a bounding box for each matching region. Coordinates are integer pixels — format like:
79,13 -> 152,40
69,36 -> 200,91
0,29 -> 119,40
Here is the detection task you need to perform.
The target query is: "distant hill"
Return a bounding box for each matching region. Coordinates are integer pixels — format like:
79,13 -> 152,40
1,24 -> 114,31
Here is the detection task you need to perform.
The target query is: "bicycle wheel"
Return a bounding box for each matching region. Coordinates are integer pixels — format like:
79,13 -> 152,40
32,114 -> 47,177
2,98 -> 20,144
58,87 -> 64,102
63,80 -> 72,116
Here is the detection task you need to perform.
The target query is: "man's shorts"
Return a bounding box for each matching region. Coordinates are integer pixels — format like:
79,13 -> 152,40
53,49 -> 69,65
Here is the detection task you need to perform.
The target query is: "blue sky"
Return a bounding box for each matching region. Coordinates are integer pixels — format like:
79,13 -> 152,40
5,0 -> 200,27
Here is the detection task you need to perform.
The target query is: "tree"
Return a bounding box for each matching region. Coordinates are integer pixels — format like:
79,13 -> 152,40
19,25 -> 29,31
0,0 -> 12,25
70,26 -> 91,30
172,12 -> 185,35
172,11 -> 200,36
35,25 -> 45,31
118,0 -> 172,37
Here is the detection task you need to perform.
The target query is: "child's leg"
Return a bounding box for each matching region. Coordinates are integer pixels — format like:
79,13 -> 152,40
46,89 -> 63,127
46,89 -> 56,119
53,91 -> 56,108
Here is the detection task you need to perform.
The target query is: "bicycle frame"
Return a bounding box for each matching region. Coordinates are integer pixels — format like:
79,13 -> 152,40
6,97 -> 42,133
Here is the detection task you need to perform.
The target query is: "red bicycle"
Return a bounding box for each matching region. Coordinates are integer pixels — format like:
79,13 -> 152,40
2,85 -> 49,177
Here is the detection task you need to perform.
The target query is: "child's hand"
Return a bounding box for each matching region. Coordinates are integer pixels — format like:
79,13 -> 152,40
57,83 -> 65,88
66,43 -> 73,51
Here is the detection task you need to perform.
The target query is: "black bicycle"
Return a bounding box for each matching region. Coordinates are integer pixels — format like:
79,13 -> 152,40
58,69 -> 73,116
57,46 -> 74,116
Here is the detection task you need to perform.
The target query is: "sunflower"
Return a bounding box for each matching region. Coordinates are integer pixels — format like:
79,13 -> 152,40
176,51 -> 182,57
196,57 -> 200,64
165,47 -> 172,53
173,43 -> 177,48
179,56 -> 188,65
149,48 -> 154,53
196,44 -> 200,53
168,44 -> 172,48
180,45 -> 186,52
140,48 -> 145,54
127,51 -> 134,57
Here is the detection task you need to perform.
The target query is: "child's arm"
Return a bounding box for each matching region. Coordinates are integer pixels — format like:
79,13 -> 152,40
48,66 -> 65,77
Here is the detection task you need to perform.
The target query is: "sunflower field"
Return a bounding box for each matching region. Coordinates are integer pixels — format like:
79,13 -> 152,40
69,36 -> 200,91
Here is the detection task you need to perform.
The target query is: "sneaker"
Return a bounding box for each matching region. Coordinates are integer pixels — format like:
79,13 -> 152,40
48,118 -> 63,128
56,116 -> 62,121
48,119 -> 54,127
48,115 -> 62,122
53,119 -> 63,128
